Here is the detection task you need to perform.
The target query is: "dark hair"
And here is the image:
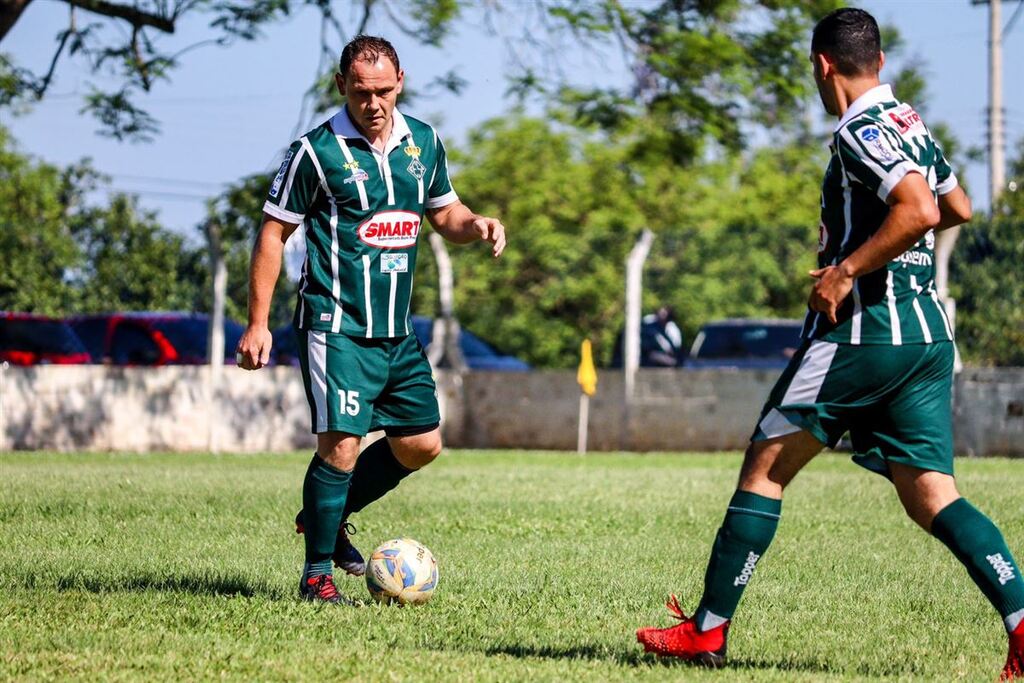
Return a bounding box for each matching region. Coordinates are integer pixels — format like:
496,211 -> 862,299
811,8 -> 881,77
339,35 -> 400,76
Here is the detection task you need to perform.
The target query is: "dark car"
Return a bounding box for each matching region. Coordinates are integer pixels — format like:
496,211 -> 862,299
272,316 -> 530,371
68,312 -> 245,366
0,312 -> 91,365
686,318 -> 803,369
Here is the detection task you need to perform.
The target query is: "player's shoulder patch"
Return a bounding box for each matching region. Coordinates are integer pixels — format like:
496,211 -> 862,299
840,117 -> 904,166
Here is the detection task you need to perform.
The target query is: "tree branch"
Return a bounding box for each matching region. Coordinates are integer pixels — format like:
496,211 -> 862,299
0,0 -> 34,43
34,7 -> 75,98
66,0 -> 175,34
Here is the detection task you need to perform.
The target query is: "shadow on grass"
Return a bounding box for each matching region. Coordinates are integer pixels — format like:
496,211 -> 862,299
482,644 -> 923,677
17,572 -> 277,598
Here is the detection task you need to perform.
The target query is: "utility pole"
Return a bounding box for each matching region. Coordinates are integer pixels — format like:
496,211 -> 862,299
973,0 -> 1006,207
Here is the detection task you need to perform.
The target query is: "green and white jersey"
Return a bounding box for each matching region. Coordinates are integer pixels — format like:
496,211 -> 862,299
804,84 -> 957,346
263,107 -> 458,337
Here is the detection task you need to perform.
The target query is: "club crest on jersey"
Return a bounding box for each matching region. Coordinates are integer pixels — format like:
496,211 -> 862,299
860,127 -> 880,142
404,143 -> 426,180
358,210 -> 421,249
343,160 -> 369,184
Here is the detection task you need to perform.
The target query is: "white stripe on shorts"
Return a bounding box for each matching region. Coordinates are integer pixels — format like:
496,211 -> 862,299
307,331 -> 329,433
756,340 -> 839,440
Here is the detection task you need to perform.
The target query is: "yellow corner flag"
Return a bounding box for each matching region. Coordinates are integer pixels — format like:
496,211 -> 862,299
577,339 -> 598,396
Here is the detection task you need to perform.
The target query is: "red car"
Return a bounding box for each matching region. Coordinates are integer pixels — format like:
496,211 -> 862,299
67,312 -> 245,366
0,312 -> 91,365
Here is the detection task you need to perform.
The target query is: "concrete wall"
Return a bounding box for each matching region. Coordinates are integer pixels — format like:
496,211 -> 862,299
1,364 -> 1021,456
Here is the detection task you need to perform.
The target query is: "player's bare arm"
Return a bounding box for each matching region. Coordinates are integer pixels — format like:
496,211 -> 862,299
236,214 -> 299,370
427,201 -> 506,258
808,172 -> 939,323
936,185 -> 972,231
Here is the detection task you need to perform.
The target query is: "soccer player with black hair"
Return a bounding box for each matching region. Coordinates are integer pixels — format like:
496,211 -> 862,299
635,8 -> 1024,679
236,35 -> 506,604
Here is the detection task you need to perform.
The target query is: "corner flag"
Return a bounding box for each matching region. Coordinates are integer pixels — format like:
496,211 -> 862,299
577,339 -> 597,397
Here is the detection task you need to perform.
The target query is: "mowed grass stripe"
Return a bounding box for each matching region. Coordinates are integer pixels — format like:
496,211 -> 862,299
1,451 -> 1020,681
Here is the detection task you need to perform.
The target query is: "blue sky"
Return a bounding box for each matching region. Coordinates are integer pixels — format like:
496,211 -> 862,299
3,1 -> 1022,239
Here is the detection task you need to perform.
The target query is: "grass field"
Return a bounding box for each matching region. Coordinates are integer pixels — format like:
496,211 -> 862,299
2,450 -> 1021,681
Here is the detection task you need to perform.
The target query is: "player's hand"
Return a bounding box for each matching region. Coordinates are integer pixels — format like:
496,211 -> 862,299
236,325 -> 273,370
808,265 -> 854,325
471,217 -> 506,258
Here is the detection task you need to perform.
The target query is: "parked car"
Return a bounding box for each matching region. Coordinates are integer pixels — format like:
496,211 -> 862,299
272,316 -> 530,371
0,312 -> 91,365
68,312 -> 245,366
685,318 -> 803,369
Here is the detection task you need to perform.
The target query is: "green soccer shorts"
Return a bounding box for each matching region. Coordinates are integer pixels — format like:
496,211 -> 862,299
296,329 -> 440,436
752,339 -> 955,476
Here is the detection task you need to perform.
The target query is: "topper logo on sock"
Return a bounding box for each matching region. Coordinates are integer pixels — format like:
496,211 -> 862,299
734,551 -> 761,587
987,553 -> 1017,585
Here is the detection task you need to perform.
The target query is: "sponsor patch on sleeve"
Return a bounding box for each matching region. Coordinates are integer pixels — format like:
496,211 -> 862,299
857,126 -> 897,163
269,149 -> 295,199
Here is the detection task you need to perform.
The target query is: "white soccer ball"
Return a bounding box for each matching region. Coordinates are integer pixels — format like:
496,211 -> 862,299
365,538 -> 439,605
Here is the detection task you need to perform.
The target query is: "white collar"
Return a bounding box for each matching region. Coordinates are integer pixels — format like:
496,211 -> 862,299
329,106 -> 412,153
834,83 -> 895,131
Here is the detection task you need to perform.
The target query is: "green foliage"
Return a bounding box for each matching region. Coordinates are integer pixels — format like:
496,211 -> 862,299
1,450 -> 1019,680
428,117 -> 823,367
952,140 -> 1024,366
0,127 -> 83,314
0,126 -> 201,315
537,0 -> 843,162
203,173 -> 296,329
0,1 -> 464,141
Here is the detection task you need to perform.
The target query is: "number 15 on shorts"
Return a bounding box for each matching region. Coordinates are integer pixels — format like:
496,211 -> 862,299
339,389 -> 361,416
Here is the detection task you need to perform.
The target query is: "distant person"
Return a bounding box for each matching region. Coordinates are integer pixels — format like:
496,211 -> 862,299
635,9 -> 1024,680
235,35 -> 507,604
643,306 -> 685,367
611,306 -> 686,368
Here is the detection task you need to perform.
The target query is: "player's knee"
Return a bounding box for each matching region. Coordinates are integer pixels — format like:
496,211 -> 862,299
391,430 -> 442,469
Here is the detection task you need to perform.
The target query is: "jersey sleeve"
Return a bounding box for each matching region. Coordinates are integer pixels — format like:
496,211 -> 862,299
933,140 -> 959,195
836,122 -> 920,202
425,132 -> 459,209
262,139 -> 321,224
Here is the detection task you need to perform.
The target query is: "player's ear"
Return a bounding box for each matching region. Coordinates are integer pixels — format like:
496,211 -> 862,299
334,72 -> 346,96
877,50 -> 886,73
395,69 -> 405,96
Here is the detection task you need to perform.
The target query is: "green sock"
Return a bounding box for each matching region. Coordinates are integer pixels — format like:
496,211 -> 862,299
302,453 -> 352,567
932,497 -> 1024,632
342,438 -> 415,518
695,490 -> 782,630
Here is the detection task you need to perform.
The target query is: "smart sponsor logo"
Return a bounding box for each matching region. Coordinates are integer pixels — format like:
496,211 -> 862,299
358,211 -> 421,249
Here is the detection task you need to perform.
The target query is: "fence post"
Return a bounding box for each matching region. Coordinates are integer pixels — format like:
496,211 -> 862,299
206,220 -> 227,453
623,229 -> 654,449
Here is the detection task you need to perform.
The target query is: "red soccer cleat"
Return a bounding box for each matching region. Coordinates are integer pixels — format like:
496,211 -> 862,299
300,573 -> 343,604
636,595 -> 729,667
1002,619 -> 1024,681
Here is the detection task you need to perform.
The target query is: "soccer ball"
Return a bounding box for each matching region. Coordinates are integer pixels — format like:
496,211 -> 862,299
365,538 -> 439,605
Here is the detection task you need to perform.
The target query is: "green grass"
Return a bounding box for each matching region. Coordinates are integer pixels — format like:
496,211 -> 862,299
1,450 -> 1021,681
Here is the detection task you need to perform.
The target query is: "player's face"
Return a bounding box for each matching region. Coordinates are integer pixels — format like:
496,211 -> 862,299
337,57 -> 404,141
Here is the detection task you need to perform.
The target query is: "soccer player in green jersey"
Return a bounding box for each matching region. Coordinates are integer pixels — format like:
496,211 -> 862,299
235,35 -> 506,604
636,9 -> 1024,678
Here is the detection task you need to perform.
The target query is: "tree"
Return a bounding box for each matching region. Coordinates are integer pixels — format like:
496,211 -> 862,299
420,116 -> 824,368
201,173 -> 295,329
0,0 -> 462,140
0,125 -> 201,314
952,139 -> 1024,366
